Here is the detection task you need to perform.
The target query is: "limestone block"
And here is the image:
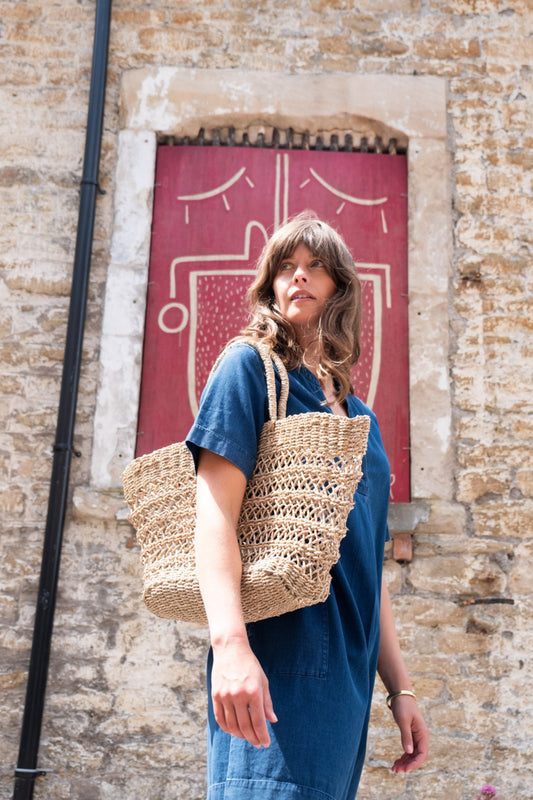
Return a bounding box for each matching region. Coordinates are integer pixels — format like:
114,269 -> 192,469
472,499 -> 533,539
388,499 -> 430,531
0,669 -> 27,692
109,130 -> 157,266
341,13 -> 383,34
465,554 -> 508,596
407,137 -> 453,500
436,629 -> 493,656
456,470 -> 512,503
91,333 -> 145,487
406,769 -> 465,800
509,546 -> 533,594
428,703 -> 467,732
393,595 -> 464,627
432,0 -> 528,12
319,0 -> 421,10
113,8 -> 168,26
0,487 -> 26,516
457,443 -> 525,471
100,263 -> 149,340
71,487 -> 126,521
407,555 -> 468,594
414,37 -> 482,60
414,499 -> 467,537
410,676 -> 446,700
357,766 -> 413,800
382,559 -> 402,594
121,68 -> 447,142
407,653 -> 461,680
485,35 -> 533,69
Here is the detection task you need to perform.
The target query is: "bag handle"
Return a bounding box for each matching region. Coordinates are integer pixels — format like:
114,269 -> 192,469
210,338 -> 289,421
254,341 -> 289,421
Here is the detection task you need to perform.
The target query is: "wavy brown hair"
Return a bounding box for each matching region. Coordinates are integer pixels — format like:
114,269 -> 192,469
241,214 -> 362,403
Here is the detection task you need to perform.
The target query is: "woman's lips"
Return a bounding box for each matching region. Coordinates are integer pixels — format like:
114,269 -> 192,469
289,291 -> 315,301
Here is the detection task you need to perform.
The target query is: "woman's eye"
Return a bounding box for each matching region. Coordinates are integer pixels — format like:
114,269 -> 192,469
311,260 -> 324,268
279,263 -> 293,272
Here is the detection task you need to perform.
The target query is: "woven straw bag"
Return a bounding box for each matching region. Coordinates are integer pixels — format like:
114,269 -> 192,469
122,340 -> 370,624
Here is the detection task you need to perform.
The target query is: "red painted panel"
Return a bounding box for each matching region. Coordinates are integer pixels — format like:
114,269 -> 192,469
137,146 -> 410,501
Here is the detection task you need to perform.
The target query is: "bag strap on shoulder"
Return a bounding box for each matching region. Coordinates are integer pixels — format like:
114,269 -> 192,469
210,338 -> 289,421
254,341 -> 289,421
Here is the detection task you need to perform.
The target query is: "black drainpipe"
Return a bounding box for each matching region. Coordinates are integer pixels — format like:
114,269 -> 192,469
13,1 -> 112,798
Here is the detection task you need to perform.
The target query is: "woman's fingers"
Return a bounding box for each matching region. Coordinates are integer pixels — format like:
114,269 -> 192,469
213,697 -> 242,740
213,696 -> 271,747
264,689 -> 278,725
247,703 -> 271,748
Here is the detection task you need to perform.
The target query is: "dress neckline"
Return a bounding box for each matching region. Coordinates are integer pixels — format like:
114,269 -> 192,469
292,364 -> 352,417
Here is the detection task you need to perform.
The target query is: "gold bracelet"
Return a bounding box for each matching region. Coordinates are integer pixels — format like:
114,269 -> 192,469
386,690 -> 417,710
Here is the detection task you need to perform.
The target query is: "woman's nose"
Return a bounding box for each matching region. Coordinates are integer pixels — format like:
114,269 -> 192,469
293,265 -> 307,282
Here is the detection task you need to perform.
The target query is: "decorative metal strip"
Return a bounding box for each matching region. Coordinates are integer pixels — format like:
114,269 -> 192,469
158,127 -> 403,154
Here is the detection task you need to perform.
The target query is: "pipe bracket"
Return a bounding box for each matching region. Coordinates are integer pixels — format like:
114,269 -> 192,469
14,768 -> 50,778
53,443 -> 82,457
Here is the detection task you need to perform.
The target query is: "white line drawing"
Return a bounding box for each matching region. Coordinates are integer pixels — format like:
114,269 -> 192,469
168,220 -> 269,299
177,167 -> 247,201
282,153 -> 289,226
359,273 -> 383,409
356,262 -> 392,308
308,167 -> 388,206
178,167 -> 250,222
274,153 -> 290,231
188,269 -> 258,416
163,152 -> 393,417
274,155 -> 281,231
158,302 -> 189,334
164,219 -> 269,416
295,159 -> 390,404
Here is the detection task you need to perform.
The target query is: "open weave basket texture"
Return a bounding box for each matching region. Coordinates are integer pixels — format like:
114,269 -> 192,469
122,340 -> 370,624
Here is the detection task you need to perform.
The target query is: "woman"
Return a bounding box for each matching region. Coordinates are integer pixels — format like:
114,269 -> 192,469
186,215 -> 428,800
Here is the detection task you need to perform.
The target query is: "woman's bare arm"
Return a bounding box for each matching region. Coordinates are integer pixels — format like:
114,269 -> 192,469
378,577 -> 429,773
195,449 -> 277,748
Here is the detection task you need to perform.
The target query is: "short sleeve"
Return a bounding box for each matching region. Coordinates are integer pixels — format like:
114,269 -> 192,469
185,344 -> 270,481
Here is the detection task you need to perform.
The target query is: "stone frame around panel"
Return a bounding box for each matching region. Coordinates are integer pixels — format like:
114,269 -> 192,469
89,68 -> 452,519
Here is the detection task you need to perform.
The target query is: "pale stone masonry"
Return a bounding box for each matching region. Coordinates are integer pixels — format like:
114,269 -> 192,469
1,1 -> 532,799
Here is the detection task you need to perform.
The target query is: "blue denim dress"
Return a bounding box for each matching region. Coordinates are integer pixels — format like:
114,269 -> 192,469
187,344 -> 391,800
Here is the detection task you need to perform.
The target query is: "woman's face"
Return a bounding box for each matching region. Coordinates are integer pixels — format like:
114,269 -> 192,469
272,243 -> 337,342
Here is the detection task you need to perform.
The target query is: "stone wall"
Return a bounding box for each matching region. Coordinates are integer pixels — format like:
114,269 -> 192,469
1,1 -> 531,799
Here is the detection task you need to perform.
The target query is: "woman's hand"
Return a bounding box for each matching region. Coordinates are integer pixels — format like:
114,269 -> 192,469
211,635 -> 278,748
390,694 -> 429,774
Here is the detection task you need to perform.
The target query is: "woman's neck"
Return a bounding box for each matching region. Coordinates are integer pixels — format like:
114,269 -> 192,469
295,330 -> 348,417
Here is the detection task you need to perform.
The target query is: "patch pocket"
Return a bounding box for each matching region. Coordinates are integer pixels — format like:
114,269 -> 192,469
247,601 -> 329,679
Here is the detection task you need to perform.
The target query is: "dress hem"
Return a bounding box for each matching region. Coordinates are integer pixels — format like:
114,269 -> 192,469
208,777 -> 337,800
